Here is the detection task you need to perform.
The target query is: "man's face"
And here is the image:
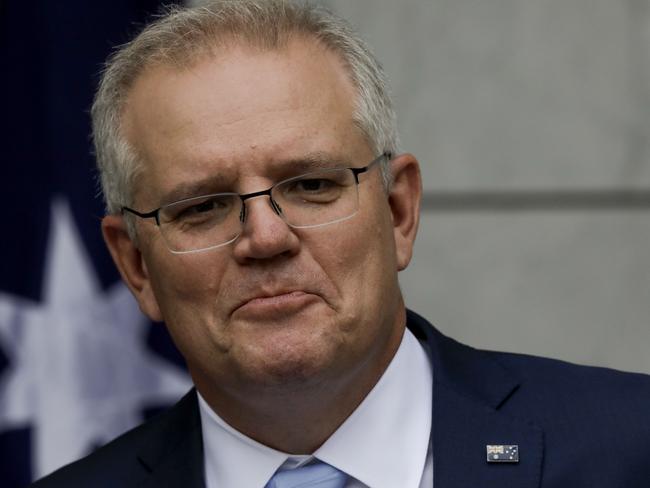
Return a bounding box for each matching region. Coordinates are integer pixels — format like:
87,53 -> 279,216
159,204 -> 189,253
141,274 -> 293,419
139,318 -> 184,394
108,39 -> 419,401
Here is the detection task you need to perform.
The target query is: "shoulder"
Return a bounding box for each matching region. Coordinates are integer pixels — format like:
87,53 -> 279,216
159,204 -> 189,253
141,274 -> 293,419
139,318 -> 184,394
30,390 -> 199,487
493,348 -> 650,413
409,308 -> 650,415
408,309 -> 650,476
490,350 -> 650,471
30,422 -> 152,488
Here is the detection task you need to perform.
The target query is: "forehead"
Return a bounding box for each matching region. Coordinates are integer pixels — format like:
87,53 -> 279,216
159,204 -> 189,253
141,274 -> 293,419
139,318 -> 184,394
122,38 -> 372,206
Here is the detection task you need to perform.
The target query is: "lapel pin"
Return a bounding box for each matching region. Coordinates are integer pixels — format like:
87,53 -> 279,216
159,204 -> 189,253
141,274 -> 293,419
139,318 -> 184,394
486,445 -> 519,463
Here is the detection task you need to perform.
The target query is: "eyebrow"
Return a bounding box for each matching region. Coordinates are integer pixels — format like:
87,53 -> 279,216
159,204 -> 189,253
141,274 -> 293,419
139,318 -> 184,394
159,152 -> 352,205
160,175 -> 230,206
275,152 -> 352,174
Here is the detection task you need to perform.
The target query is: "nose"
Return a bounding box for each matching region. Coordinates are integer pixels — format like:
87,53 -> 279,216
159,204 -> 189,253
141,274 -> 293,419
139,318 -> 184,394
231,194 -> 300,262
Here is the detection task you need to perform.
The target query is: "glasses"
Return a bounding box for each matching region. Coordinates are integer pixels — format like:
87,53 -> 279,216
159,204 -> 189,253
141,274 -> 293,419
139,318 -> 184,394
122,152 -> 391,254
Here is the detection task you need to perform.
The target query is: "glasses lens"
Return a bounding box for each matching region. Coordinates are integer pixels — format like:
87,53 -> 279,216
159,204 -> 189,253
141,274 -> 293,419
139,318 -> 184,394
273,168 -> 359,228
158,193 -> 242,252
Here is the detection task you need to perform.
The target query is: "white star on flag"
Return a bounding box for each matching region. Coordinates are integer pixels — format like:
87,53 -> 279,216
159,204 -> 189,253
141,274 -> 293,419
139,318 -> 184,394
0,198 -> 191,479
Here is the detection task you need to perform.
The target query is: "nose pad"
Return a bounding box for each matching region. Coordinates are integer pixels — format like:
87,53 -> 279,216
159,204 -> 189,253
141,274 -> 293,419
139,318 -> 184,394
271,199 -> 283,216
232,195 -> 300,261
239,195 -> 284,225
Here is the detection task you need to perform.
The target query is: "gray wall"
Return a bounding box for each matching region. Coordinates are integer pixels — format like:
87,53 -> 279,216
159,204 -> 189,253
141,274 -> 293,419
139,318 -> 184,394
322,0 -> 650,374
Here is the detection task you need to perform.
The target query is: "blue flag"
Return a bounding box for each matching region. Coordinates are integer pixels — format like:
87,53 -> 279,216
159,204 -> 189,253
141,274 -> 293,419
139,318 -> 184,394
0,2 -> 190,485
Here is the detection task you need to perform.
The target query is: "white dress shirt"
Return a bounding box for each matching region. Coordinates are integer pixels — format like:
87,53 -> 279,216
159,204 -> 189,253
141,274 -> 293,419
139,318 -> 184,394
198,327 -> 434,488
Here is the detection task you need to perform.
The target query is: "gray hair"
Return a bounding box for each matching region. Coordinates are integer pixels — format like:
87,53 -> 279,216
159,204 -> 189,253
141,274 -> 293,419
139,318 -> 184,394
92,0 -> 399,217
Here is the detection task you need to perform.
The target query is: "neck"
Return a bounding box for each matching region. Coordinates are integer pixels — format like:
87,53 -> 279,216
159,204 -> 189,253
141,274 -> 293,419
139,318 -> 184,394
195,314 -> 405,454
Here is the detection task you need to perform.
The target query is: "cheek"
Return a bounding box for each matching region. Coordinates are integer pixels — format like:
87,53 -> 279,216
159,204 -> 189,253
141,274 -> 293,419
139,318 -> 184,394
351,195 -> 396,272
147,251 -> 227,324
315,202 -> 397,312
145,252 -> 236,368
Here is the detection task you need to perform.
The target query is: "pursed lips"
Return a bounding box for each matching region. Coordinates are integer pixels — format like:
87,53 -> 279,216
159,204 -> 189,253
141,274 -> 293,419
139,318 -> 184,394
231,288 -> 320,316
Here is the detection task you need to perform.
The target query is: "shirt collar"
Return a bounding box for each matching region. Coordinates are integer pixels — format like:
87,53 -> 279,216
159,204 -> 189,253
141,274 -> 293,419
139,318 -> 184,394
198,391 -> 287,488
314,328 -> 432,487
198,327 -> 433,488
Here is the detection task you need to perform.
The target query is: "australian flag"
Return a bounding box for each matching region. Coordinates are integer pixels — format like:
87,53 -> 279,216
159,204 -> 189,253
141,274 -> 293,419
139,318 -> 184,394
0,2 -> 191,485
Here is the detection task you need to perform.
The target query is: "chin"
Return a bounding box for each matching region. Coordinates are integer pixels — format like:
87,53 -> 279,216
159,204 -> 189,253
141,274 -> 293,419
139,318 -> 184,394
240,338 -> 338,390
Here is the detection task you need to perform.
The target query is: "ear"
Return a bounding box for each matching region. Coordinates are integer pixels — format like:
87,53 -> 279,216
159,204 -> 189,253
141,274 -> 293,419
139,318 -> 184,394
101,215 -> 163,322
388,153 -> 422,271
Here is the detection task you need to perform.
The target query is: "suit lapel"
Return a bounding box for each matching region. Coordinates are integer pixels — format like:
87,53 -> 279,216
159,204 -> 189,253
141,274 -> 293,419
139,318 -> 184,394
407,310 -> 544,488
136,390 -> 205,488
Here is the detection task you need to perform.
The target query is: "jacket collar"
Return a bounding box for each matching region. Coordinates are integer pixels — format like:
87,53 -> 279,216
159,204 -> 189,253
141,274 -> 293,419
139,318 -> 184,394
407,309 -> 543,488
136,389 -> 205,488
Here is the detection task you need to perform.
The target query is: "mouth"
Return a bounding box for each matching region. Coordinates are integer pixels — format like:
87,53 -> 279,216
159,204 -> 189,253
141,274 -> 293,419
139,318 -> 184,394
233,290 -> 320,319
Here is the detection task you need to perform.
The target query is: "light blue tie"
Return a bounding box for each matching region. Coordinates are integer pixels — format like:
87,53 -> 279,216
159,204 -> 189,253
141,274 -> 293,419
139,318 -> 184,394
264,461 -> 348,488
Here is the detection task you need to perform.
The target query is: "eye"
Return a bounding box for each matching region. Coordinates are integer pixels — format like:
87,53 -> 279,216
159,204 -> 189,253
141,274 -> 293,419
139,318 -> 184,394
294,178 -> 336,193
163,195 -> 236,224
188,199 -> 220,214
176,199 -> 223,219
277,167 -> 355,206
280,174 -> 346,205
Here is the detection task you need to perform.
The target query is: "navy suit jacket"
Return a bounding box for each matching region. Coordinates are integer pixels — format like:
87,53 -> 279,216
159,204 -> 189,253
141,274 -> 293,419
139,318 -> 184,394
32,310 -> 650,487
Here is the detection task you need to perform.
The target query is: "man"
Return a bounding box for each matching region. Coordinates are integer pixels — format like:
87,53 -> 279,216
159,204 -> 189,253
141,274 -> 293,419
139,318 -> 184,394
33,1 -> 650,487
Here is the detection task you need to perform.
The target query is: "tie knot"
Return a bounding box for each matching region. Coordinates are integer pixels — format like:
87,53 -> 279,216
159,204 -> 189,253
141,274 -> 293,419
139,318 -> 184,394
265,460 -> 348,488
